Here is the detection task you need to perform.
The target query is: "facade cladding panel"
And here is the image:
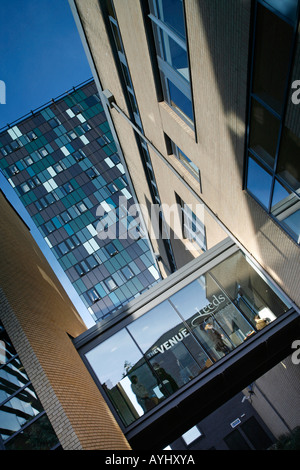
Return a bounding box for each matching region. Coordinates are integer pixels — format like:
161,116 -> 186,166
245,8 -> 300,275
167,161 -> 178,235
0,80 -> 160,322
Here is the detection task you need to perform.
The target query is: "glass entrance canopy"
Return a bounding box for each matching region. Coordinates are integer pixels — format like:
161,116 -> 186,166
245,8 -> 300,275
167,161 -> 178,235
78,239 -> 293,431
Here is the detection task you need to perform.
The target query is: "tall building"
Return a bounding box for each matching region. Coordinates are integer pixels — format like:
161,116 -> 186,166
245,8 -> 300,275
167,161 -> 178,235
64,0 -> 300,449
0,80 -> 160,323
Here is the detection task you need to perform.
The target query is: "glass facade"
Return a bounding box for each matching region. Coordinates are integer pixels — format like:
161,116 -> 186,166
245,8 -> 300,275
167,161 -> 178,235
84,248 -> 291,428
0,80 -> 160,322
0,322 -> 60,450
245,0 -> 300,244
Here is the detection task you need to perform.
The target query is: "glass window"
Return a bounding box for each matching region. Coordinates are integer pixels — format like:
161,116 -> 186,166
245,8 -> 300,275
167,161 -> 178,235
167,79 -> 193,123
48,117 -> 61,128
105,277 -> 118,291
247,155 -> 273,209
271,179 -> 300,242
127,301 -> 203,389
58,241 -> 69,255
0,385 -> 43,440
87,288 -> 101,303
73,150 -> 86,162
149,0 -> 194,126
277,126 -> 300,191
85,329 -> 162,425
39,147 -> 48,157
208,251 -> 291,325
5,413 -> 59,450
249,99 -> 280,168
252,4 -> 294,113
153,0 -> 186,39
121,266 -> 134,280
62,182 -> 74,194
53,162 -> 66,173
263,0 -> 299,23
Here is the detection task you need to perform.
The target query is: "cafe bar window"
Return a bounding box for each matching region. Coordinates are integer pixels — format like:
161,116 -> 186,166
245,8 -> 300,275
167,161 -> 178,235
83,245 -> 291,428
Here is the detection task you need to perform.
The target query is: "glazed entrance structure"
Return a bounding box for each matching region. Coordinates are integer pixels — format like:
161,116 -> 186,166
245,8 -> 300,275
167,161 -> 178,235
74,238 -> 300,449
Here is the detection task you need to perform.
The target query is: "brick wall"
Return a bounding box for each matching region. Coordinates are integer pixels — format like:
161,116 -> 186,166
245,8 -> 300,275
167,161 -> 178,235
0,191 -> 130,450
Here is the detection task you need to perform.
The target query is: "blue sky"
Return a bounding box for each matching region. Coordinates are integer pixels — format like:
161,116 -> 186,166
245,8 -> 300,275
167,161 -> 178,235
0,0 -> 95,327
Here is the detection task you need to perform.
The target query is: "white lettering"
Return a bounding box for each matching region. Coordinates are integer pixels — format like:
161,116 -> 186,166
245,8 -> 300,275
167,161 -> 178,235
291,340 -> 300,365
291,80 -> 300,104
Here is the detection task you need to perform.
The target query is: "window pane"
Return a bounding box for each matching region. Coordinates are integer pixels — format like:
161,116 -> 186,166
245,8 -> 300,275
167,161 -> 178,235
127,301 -> 203,388
0,386 -> 43,440
154,0 -> 186,39
85,330 -> 160,425
277,125 -> 300,191
271,179 -> 300,242
5,413 -> 59,450
209,251 -> 291,323
160,32 -> 189,81
167,79 -> 193,122
252,4 -> 294,113
249,99 -> 280,168
247,155 -> 273,208
263,0 -> 299,23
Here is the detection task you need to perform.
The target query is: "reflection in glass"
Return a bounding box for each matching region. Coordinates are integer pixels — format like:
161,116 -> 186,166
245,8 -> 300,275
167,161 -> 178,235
252,4 -> 294,113
277,127 -> 300,191
168,79 -> 193,123
85,329 -> 161,425
161,33 -> 189,81
154,0 -> 186,39
271,180 -> 300,242
0,359 -> 29,404
249,100 -> 280,168
5,413 -> 59,450
84,250 -> 292,427
247,155 -> 273,208
209,251 -> 291,324
128,301 -> 204,388
0,386 -> 43,440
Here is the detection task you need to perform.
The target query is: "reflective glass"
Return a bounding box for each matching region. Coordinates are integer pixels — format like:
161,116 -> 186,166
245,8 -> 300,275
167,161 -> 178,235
167,79 -> 193,122
161,33 -> 189,81
0,386 -> 43,440
127,301 -> 203,388
0,328 -> 16,365
249,99 -> 280,168
271,179 -> 300,243
247,155 -> 273,209
209,251 -> 291,325
0,359 -> 29,403
277,125 -> 300,191
85,330 -> 160,425
252,4 -> 294,113
154,0 -> 186,39
263,0 -> 299,23
5,413 -> 59,450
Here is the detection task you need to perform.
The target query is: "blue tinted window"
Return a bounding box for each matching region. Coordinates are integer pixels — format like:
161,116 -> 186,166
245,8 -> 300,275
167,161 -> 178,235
167,80 -> 193,122
247,156 -> 272,209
